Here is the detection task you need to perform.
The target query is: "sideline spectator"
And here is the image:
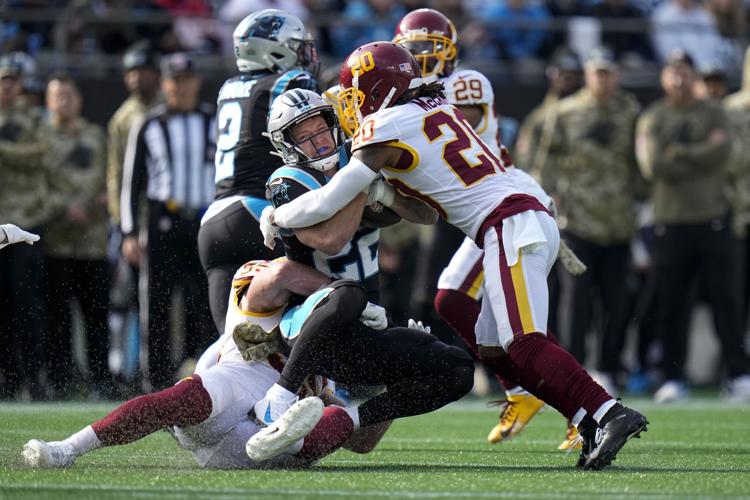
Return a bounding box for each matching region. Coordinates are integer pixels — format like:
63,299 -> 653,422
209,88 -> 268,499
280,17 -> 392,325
636,52 -> 750,403
541,47 -> 643,391
651,0 -> 733,68
0,53 -> 49,400
41,74 -> 112,399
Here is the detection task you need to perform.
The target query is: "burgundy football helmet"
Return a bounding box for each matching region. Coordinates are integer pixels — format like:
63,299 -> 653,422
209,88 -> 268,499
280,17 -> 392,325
393,9 -> 458,79
337,41 -> 421,136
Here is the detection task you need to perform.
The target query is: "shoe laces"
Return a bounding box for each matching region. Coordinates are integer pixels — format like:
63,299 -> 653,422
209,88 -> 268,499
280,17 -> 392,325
564,434 -> 584,457
488,399 -> 519,426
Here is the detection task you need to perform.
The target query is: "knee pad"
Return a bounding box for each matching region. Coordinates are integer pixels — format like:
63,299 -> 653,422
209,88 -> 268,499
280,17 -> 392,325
327,280 -> 368,317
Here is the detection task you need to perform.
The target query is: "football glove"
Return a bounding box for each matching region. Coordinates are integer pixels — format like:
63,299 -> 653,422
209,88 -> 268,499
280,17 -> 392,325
367,178 -> 395,208
0,224 -> 40,250
407,318 -> 431,334
360,302 -> 388,330
233,321 -> 285,362
259,205 -> 280,250
558,239 -> 587,275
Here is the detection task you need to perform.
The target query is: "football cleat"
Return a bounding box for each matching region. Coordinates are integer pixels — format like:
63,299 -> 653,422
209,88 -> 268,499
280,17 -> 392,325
558,422 -> 583,451
487,393 -> 545,444
654,379 -> 689,404
22,439 -> 75,468
246,396 -> 324,462
575,426 -> 602,468
583,407 -> 648,470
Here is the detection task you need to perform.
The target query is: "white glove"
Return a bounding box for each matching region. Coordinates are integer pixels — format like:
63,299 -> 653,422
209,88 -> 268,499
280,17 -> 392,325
367,178 -> 395,207
407,318 -> 431,334
360,302 -> 388,330
259,205 -> 280,250
0,224 -> 40,249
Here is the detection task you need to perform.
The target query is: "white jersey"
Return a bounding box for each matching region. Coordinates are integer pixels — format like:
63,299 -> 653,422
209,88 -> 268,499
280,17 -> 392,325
352,97 -> 537,241
442,69 -> 500,157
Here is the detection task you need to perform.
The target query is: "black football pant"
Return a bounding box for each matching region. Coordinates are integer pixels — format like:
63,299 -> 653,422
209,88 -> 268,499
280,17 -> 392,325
43,257 -> 110,393
653,218 -> 749,380
142,208 -> 212,390
278,280 -> 474,428
198,201 -> 282,334
560,232 -> 631,375
0,239 -> 43,398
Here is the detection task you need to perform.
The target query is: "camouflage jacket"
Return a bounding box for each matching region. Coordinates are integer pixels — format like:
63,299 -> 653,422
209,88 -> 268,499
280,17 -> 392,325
42,118 -> 108,260
541,88 -> 642,245
0,103 -> 52,228
513,93 -> 559,177
106,95 -> 160,225
636,98 -> 731,225
723,91 -> 750,235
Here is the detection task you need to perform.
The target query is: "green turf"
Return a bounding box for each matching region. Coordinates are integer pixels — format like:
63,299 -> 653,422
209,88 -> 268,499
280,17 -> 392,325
1,398 -> 748,499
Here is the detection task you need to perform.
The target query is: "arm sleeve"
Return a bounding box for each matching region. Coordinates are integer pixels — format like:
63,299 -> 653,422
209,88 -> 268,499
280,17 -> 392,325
120,120 -> 148,236
273,158 -> 379,228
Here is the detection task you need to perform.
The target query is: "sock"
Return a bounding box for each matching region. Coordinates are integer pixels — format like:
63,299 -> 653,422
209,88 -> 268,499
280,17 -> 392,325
505,386 -> 528,397
595,401 -> 623,425
508,332 -> 613,417
91,375 -> 212,446
63,425 -> 101,456
266,383 -> 297,403
570,408 -> 587,428
434,288 -> 512,388
344,405 -> 361,431
297,406 -> 355,460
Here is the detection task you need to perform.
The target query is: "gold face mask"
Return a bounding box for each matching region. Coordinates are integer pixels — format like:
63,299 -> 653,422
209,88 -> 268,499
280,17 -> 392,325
393,33 -> 457,79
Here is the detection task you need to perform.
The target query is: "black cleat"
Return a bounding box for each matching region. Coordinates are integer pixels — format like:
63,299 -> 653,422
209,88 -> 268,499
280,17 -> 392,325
575,427 -> 601,469
584,407 -> 648,470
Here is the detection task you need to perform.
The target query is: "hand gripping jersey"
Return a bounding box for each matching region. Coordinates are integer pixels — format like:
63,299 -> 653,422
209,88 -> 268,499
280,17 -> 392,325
266,161 -> 381,303
213,69 -> 317,200
352,96 -> 543,243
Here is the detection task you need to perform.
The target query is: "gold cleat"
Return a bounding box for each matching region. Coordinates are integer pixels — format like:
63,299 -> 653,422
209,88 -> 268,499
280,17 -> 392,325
487,393 -> 545,444
558,422 -> 583,451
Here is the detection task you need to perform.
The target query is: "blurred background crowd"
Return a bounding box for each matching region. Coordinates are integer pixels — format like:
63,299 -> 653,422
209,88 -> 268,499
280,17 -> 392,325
1,0 -> 750,404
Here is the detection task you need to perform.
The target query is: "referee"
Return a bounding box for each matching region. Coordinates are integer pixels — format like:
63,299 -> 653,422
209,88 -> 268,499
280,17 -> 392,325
120,52 -> 215,391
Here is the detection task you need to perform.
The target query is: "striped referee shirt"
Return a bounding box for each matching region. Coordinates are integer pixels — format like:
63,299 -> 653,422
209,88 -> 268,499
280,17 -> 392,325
121,103 -> 216,235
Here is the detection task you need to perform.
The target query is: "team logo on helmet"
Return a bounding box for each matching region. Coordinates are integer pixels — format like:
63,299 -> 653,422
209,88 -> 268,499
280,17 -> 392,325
244,15 -> 285,41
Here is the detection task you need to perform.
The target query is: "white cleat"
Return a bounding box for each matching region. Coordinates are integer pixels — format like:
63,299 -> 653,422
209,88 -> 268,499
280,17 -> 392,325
254,393 -> 298,426
654,380 -> 689,404
22,439 -> 75,468
722,375 -> 750,403
246,396 -> 324,463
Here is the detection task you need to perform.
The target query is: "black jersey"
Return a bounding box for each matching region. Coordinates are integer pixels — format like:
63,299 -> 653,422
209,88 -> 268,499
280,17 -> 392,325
213,69 -> 317,200
266,162 -> 381,303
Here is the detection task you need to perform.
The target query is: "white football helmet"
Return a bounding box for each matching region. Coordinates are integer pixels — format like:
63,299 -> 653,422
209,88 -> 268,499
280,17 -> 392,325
266,89 -> 344,172
233,9 -> 318,74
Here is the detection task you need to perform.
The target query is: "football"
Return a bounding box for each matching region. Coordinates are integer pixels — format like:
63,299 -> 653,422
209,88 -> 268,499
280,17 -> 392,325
361,202 -> 401,228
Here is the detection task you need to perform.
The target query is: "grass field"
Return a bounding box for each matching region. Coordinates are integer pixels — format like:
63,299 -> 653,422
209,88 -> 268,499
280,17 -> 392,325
1,398 -> 748,499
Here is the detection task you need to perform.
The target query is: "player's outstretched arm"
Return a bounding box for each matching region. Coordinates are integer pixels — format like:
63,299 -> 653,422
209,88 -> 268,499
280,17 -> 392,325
294,193 -> 368,254
272,145 -> 399,229
242,259 -> 332,313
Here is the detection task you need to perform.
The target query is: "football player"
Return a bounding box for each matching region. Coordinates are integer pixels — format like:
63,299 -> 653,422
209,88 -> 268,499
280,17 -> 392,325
245,88 -> 473,461
198,9 -> 320,333
263,88 -> 437,305
22,258 -> 390,469
392,8 -> 580,447
259,42 -> 648,470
